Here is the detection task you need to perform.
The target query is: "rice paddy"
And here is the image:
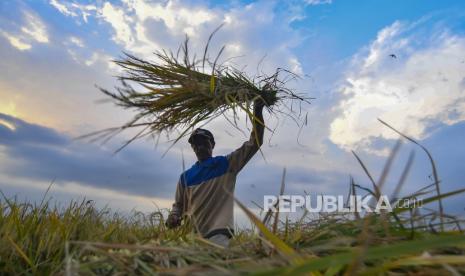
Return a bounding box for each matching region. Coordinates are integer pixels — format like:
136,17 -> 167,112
1,132 -> 465,275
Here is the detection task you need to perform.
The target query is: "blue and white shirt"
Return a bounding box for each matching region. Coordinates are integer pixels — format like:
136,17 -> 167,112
172,135 -> 261,238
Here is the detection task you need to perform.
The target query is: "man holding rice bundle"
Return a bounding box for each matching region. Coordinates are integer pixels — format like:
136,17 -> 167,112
85,33 -> 309,247
166,99 -> 265,247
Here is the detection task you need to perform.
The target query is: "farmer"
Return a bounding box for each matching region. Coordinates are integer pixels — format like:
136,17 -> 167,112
166,99 -> 265,247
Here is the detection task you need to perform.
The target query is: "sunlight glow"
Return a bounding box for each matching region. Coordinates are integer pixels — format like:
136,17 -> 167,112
0,102 -> 20,117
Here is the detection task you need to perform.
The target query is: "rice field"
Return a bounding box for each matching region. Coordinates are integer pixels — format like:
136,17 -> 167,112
1,190 -> 464,275
1,138 -> 465,275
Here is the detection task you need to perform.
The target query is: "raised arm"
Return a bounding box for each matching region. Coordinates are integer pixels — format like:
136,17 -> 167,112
252,99 -> 265,146
227,99 -> 265,174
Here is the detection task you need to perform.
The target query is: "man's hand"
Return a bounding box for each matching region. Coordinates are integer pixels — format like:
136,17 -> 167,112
165,213 -> 181,229
253,98 -> 265,116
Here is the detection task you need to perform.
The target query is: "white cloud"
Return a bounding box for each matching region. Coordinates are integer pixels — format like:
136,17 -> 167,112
49,0 -> 78,17
289,57 -> 304,75
70,3 -> 97,23
93,0 -> 218,55
123,0 -> 216,29
0,9 -> 49,51
99,2 -> 135,47
49,0 -> 97,23
330,20 -> 465,154
306,0 -> 333,5
21,10 -> 49,43
84,52 -> 111,67
0,31 -> 32,51
69,36 -> 85,47
57,0 -> 303,77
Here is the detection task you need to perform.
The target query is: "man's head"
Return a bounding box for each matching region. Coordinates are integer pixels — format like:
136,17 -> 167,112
188,128 -> 215,161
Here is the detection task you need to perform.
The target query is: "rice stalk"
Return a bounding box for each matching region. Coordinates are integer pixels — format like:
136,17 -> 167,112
83,32 -> 311,152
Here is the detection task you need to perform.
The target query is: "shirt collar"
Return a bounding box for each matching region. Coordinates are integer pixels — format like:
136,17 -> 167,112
195,156 -> 215,167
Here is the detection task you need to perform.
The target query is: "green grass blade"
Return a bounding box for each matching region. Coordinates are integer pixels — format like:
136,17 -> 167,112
233,197 -> 301,263
254,234 -> 465,275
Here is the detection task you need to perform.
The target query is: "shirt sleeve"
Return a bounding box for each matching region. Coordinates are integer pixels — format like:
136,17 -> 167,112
171,178 -> 185,216
226,133 -> 261,174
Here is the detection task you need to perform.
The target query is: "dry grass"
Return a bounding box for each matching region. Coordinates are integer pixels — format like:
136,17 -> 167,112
1,190 -> 464,275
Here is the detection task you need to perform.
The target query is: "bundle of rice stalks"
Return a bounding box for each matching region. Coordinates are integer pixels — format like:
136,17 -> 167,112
88,32 -> 311,152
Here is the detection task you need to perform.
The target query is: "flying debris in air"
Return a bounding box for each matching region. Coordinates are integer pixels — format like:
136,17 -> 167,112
389,54 -> 397,59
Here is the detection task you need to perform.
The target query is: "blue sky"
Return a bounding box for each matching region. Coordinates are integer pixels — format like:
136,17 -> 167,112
1,0 -> 464,223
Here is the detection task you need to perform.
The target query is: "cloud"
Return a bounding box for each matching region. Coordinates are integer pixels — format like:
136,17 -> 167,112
0,25 -> 128,134
329,18 -> 465,154
49,0 -> 97,23
0,9 -> 49,51
0,112 -> 353,212
0,113 -> 181,199
0,30 -> 31,51
49,0 -> 78,17
68,36 -> 85,47
99,2 -> 135,47
20,10 -> 49,43
49,0 -> 304,76
305,0 -> 333,5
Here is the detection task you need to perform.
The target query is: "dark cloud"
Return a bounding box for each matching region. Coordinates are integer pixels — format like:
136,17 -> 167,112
0,113 -> 181,198
0,113 -> 350,208
1,113 -> 463,217
0,113 -> 67,146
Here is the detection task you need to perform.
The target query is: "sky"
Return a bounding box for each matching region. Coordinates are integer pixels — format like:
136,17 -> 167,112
1,0 -> 465,225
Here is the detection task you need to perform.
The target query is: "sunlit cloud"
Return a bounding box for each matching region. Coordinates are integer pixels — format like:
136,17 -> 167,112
330,19 -> 465,154
0,119 -> 16,131
49,0 -> 304,76
0,9 -> 48,51
99,2 -> 135,47
0,30 -> 31,51
21,10 -> 49,43
0,101 -> 20,118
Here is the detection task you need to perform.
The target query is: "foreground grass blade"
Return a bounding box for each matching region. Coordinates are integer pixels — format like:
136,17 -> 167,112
234,197 -> 301,262
7,234 -> 34,271
254,234 -> 465,275
360,254 -> 465,275
392,187 -> 465,214
378,118 -> 445,231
